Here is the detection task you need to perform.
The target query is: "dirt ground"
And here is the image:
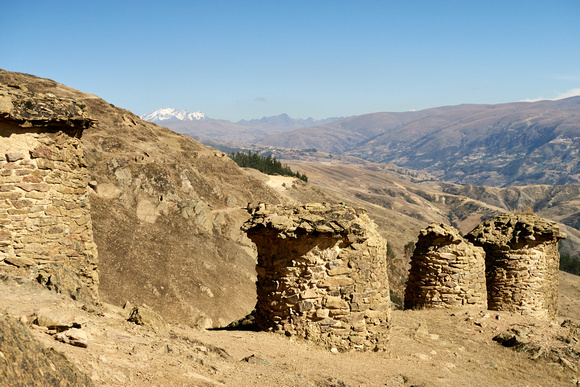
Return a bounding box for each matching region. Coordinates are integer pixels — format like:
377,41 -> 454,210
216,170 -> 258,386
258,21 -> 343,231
1,272 -> 579,386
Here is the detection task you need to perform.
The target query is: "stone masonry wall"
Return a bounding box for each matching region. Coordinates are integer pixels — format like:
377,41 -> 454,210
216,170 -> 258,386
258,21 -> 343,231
466,214 -> 566,319
243,203 -> 391,352
404,223 -> 487,310
0,84 -> 98,303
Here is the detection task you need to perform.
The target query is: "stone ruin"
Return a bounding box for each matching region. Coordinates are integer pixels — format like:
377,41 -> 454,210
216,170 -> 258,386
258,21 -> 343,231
0,83 -> 99,303
466,214 -> 566,319
404,223 -> 487,310
243,203 -> 391,351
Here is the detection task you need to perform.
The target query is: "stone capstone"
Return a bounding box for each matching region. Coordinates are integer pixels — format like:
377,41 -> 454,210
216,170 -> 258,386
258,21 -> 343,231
466,214 -> 566,319
0,84 -> 95,128
404,223 -> 487,310
243,203 -> 391,352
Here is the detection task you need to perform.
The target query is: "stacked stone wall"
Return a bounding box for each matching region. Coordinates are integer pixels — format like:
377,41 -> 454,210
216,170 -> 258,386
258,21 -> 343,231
466,214 -> 565,319
243,203 -> 391,351
0,84 -> 98,303
404,223 -> 487,310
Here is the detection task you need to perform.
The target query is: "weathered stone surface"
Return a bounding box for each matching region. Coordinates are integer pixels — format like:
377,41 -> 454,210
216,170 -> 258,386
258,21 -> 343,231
33,309 -> 87,332
466,213 -> 566,319
404,223 -> 487,310
55,327 -> 89,348
0,83 -> 98,304
0,84 -> 95,128
0,310 -> 94,386
243,203 -> 391,352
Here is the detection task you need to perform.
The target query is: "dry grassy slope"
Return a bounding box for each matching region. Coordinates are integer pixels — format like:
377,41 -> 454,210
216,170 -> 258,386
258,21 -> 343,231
0,69 -> 288,327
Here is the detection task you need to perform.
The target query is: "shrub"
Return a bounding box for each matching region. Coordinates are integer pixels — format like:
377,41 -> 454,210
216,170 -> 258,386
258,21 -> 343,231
560,253 -> 580,276
386,243 -> 396,260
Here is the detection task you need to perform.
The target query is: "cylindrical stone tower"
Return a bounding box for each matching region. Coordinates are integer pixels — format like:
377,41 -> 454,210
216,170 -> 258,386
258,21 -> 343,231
404,223 -> 487,310
243,203 -> 391,352
466,214 -> 566,319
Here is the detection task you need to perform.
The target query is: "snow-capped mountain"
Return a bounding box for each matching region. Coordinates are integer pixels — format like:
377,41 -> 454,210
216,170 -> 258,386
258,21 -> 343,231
140,108 -> 205,122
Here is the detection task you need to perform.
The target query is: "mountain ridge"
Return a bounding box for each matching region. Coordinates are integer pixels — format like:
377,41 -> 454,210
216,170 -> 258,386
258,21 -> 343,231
256,97 -> 580,187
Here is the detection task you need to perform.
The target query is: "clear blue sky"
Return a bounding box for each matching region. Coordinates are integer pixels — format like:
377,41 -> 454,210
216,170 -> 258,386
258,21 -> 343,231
2,1 -> 579,121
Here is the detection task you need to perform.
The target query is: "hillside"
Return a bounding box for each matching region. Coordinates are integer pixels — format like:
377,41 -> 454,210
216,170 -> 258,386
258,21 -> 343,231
256,98 -> 580,186
0,69 -> 288,327
1,273 -> 578,386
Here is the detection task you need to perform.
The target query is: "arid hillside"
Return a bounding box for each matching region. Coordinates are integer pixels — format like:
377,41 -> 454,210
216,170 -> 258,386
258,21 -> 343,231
1,69 -> 580,386
0,69 -> 289,327
1,271 -> 578,386
284,160 -> 580,283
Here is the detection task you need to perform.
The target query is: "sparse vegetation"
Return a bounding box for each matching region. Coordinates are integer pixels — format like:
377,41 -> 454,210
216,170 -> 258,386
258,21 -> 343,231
404,241 -> 415,258
390,289 -> 403,310
560,253 -> 580,276
229,151 -> 308,182
386,242 -> 396,260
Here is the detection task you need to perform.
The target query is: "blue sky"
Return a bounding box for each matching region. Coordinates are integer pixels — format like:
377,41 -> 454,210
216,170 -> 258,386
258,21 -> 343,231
2,1 -> 579,121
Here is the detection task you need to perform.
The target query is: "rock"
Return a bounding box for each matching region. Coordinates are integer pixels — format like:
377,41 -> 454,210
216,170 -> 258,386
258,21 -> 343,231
94,183 -> 122,199
55,328 -> 88,348
127,304 -> 169,336
225,310 -> 256,331
33,310 -> 87,331
241,354 -> 270,365
324,377 -> 349,387
0,311 -> 93,385
5,152 -> 24,162
4,256 -> 37,268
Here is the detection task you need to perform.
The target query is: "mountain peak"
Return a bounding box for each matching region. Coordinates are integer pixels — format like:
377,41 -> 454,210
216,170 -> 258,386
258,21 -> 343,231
141,108 -> 205,122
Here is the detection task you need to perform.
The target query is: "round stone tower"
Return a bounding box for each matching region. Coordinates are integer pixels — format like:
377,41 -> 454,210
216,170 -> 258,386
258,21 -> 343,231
466,214 -> 566,319
243,203 -> 391,352
404,223 -> 487,310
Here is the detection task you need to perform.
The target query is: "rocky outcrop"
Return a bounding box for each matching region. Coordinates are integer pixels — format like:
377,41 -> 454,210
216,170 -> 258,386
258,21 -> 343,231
0,83 -> 98,304
404,223 -> 487,309
0,311 -> 94,386
466,214 -> 566,319
243,203 -> 391,351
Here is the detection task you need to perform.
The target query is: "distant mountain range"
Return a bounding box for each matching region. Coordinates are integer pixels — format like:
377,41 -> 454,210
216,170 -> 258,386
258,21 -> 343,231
140,110 -> 344,143
255,98 -> 580,187
142,98 -> 580,187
